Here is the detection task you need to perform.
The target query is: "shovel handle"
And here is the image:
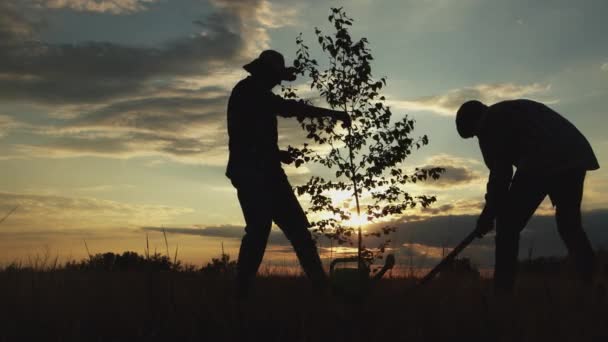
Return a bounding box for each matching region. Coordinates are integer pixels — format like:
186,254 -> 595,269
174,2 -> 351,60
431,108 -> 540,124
417,230 -> 478,286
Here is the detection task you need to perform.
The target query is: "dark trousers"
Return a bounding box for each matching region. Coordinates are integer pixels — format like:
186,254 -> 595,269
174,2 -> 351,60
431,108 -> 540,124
495,168 -> 595,292
231,170 -> 327,298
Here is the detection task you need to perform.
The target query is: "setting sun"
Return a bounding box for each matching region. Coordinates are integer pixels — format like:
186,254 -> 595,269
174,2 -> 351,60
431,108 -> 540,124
343,212 -> 370,228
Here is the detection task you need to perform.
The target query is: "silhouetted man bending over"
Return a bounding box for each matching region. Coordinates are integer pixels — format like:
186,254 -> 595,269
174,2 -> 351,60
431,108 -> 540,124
226,50 -> 350,299
456,99 -> 599,294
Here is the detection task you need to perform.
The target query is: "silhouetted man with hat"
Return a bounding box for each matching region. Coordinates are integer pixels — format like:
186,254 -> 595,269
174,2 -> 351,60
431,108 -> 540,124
456,99 -> 599,294
226,50 -> 350,299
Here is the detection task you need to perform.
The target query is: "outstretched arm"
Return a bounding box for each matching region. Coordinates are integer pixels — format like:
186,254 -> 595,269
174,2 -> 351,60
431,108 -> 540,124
297,103 -> 350,124
270,94 -> 351,126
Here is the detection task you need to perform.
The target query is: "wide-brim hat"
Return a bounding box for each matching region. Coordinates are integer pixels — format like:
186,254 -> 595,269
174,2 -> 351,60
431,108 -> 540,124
243,50 -> 297,81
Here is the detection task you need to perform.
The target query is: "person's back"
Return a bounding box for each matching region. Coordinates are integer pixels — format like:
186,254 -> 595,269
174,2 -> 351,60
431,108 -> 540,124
479,99 -> 599,173
226,76 -> 282,181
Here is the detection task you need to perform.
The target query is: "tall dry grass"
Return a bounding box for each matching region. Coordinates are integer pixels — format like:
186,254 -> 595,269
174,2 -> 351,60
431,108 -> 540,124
0,251 -> 606,341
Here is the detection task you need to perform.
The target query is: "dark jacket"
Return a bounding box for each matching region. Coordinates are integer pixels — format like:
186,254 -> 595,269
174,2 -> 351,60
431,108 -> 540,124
225,76 -> 307,182
478,99 -> 599,219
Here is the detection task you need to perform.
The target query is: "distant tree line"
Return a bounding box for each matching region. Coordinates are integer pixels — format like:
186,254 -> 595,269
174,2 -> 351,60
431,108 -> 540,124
3,250 -> 237,275
2,250 -> 606,278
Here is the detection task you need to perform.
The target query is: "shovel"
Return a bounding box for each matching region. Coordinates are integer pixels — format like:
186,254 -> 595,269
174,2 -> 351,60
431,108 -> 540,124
418,229 -> 479,286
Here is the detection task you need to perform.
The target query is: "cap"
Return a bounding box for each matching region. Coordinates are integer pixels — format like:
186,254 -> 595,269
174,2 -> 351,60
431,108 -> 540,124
456,100 -> 486,138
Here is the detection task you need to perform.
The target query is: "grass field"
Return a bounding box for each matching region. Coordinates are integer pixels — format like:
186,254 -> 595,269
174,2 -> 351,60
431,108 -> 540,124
1,253 -> 607,342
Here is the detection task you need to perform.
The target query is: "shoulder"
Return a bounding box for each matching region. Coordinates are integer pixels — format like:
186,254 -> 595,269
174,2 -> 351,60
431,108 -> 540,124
485,99 -> 537,123
479,101 -> 519,138
488,99 -> 545,113
230,77 -> 253,96
228,77 -> 261,109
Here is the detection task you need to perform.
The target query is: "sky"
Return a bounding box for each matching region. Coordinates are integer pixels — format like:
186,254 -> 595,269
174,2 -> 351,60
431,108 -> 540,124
0,0 -> 607,270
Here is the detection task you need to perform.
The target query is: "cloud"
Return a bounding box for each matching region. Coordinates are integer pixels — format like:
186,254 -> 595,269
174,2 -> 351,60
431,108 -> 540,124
282,164 -> 312,185
582,175 -> 608,211
14,132 -> 229,165
380,208 -> 608,267
416,154 -> 483,188
427,165 -> 479,188
0,115 -> 23,137
0,0 -> 293,105
0,191 -> 193,230
0,2 -> 45,45
0,0 -> 303,164
8,89 -> 231,164
253,0 -> 300,29
75,184 -> 135,192
31,0 -> 158,14
0,85 -> 231,164
389,83 -> 553,116
419,204 -> 455,216
66,90 -> 228,133
602,62 -> 608,72
148,208 -> 608,269
400,242 -> 446,260
0,26 -> 241,105
141,225 -> 290,245
142,225 -> 243,238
